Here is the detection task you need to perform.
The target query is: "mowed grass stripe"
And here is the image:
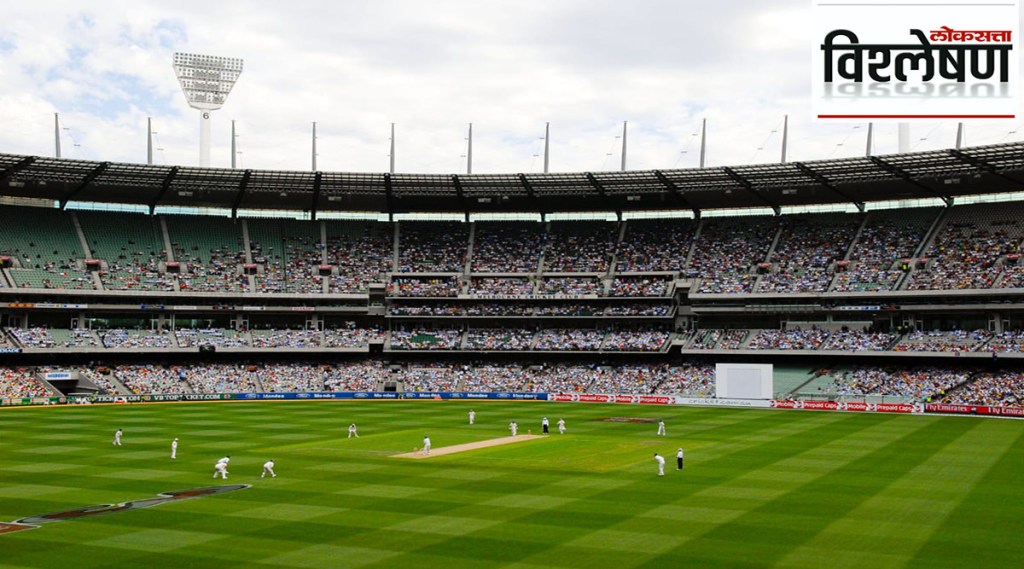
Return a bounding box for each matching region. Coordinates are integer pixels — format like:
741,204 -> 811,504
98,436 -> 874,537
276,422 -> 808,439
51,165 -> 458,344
0,401 -> 1021,568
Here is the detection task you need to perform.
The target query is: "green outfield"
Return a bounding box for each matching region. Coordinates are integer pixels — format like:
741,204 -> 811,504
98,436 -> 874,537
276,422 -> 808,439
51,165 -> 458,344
0,400 -> 1021,568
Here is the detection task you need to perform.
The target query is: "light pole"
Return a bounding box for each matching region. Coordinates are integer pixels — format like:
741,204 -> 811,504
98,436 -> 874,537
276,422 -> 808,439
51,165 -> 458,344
172,52 -> 244,167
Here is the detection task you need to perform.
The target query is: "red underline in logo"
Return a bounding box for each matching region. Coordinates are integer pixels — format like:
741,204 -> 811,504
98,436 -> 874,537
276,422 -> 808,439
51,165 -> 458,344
818,114 -> 1016,119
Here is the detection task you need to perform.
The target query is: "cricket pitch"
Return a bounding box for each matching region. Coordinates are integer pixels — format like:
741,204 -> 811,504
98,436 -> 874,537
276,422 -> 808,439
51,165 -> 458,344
393,434 -> 546,459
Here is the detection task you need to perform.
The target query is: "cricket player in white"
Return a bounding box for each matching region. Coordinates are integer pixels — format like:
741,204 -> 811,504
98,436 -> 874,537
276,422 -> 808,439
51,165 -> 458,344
509,421 -> 518,436
654,453 -> 665,476
112,429 -> 123,446
262,459 -> 276,478
348,424 -> 359,438
422,436 -> 431,455
557,418 -> 566,434
171,438 -> 178,459
468,409 -> 475,425
657,420 -> 666,436
213,456 -> 230,479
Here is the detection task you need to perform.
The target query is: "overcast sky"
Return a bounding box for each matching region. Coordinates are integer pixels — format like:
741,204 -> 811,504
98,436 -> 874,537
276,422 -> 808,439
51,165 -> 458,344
0,0 -> 1021,174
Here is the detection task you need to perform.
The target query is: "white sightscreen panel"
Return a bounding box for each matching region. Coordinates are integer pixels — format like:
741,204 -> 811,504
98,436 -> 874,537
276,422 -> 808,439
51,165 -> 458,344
716,363 -> 774,399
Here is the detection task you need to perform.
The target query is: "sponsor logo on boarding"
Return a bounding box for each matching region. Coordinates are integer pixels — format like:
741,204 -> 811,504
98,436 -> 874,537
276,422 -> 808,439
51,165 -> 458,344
1,486 -> 249,536
812,0 -> 1020,120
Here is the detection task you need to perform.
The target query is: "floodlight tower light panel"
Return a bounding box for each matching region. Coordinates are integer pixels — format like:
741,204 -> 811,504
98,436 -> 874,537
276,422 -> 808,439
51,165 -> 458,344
173,53 -> 244,111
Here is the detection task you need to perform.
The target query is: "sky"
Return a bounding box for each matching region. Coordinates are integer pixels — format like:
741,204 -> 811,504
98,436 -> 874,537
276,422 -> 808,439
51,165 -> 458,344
0,0 -> 1021,175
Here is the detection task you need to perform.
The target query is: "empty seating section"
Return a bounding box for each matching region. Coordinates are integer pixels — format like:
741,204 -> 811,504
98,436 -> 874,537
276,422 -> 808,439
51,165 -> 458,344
165,215 -> 248,292
0,206 -> 91,289
471,222 -> 545,272
908,203 -> 1024,290
543,222 -> 615,272
77,211 -> 172,291
616,219 -> 694,272
325,221 -> 392,293
833,209 -> 936,292
398,222 -> 468,272
756,214 -> 860,293
690,217 -> 776,293
0,367 -> 55,397
249,218 -> 323,294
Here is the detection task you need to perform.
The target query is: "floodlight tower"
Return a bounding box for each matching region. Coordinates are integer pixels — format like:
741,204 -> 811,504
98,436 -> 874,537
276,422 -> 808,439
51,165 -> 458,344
172,53 -> 244,167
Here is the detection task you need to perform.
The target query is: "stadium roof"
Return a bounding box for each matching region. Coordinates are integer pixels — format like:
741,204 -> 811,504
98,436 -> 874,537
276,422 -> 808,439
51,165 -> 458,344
0,142 -> 1021,217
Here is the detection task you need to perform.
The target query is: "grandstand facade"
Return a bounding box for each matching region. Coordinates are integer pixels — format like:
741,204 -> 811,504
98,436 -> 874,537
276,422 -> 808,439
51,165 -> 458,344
0,143 -> 1023,410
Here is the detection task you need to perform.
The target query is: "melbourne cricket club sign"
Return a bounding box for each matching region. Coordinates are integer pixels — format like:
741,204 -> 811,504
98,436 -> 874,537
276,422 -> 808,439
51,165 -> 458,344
812,0 -> 1020,120
0,485 -> 250,535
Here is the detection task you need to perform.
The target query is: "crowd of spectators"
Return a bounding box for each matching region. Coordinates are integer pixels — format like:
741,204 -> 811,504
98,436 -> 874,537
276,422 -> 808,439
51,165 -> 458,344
690,217 -> 777,294
892,329 -> 993,353
543,223 -> 615,272
615,220 -> 694,272
986,330 -> 1024,353
259,364 -> 326,392
534,329 -> 605,351
939,370 -> 1024,406
749,328 -> 829,350
389,277 -> 461,297
175,245 -> 250,293
100,329 -> 173,349
397,222 -> 469,272
610,277 -> 670,297
113,365 -> 194,394
251,329 -> 323,349
470,223 -> 545,272
390,329 -> 463,350
326,224 -> 393,293
603,329 -> 670,351
822,366 -> 969,399
80,368 -> 126,395
756,216 -> 859,293
820,330 -> 896,351
464,328 -> 534,350
0,367 -> 54,398
324,326 -> 385,348
467,277 -> 535,295
99,259 -> 176,292
175,328 -> 251,349
9,327 -> 99,349
907,205 -> 1022,290
833,210 -> 934,292
651,363 -> 715,396
539,277 -> 602,295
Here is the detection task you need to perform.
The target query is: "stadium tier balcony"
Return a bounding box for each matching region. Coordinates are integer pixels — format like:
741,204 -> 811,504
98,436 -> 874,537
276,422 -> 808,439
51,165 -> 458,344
174,328 -> 251,349
748,328 -> 829,350
610,276 -> 671,297
602,329 -> 670,351
464,328 -> 534,350
756,214 -> 860,294
832,208 -> 937,293
891,330 -> 993,353
389,276 -> 461,297
323,327 -> 385,348
251,329 -> 323,349
9,327 -> 99,349
0,206 -> 93,290
467,277 -> 535,296
390,329 -> 463,350
534,329 -> 605,351
100,329 -> 173,349
539,277 -> 602,296
325,221 -> 393,293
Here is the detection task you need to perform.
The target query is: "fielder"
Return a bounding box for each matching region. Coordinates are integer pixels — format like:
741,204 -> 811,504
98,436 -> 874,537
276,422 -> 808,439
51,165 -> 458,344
348,423 -> 359,438
262,459 -> 276,478
171,438 -> 178,459
112,429 -> 123,446
468,409 -> 475,425
509,421 -> 518,436
654,453 -> 665,476
542,417 -> 550,434
422,436 -> 431,455
557,418 -> 566,434
213,456 -> 230,479
676,448 -> 684,470
656,420 -> 666,436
